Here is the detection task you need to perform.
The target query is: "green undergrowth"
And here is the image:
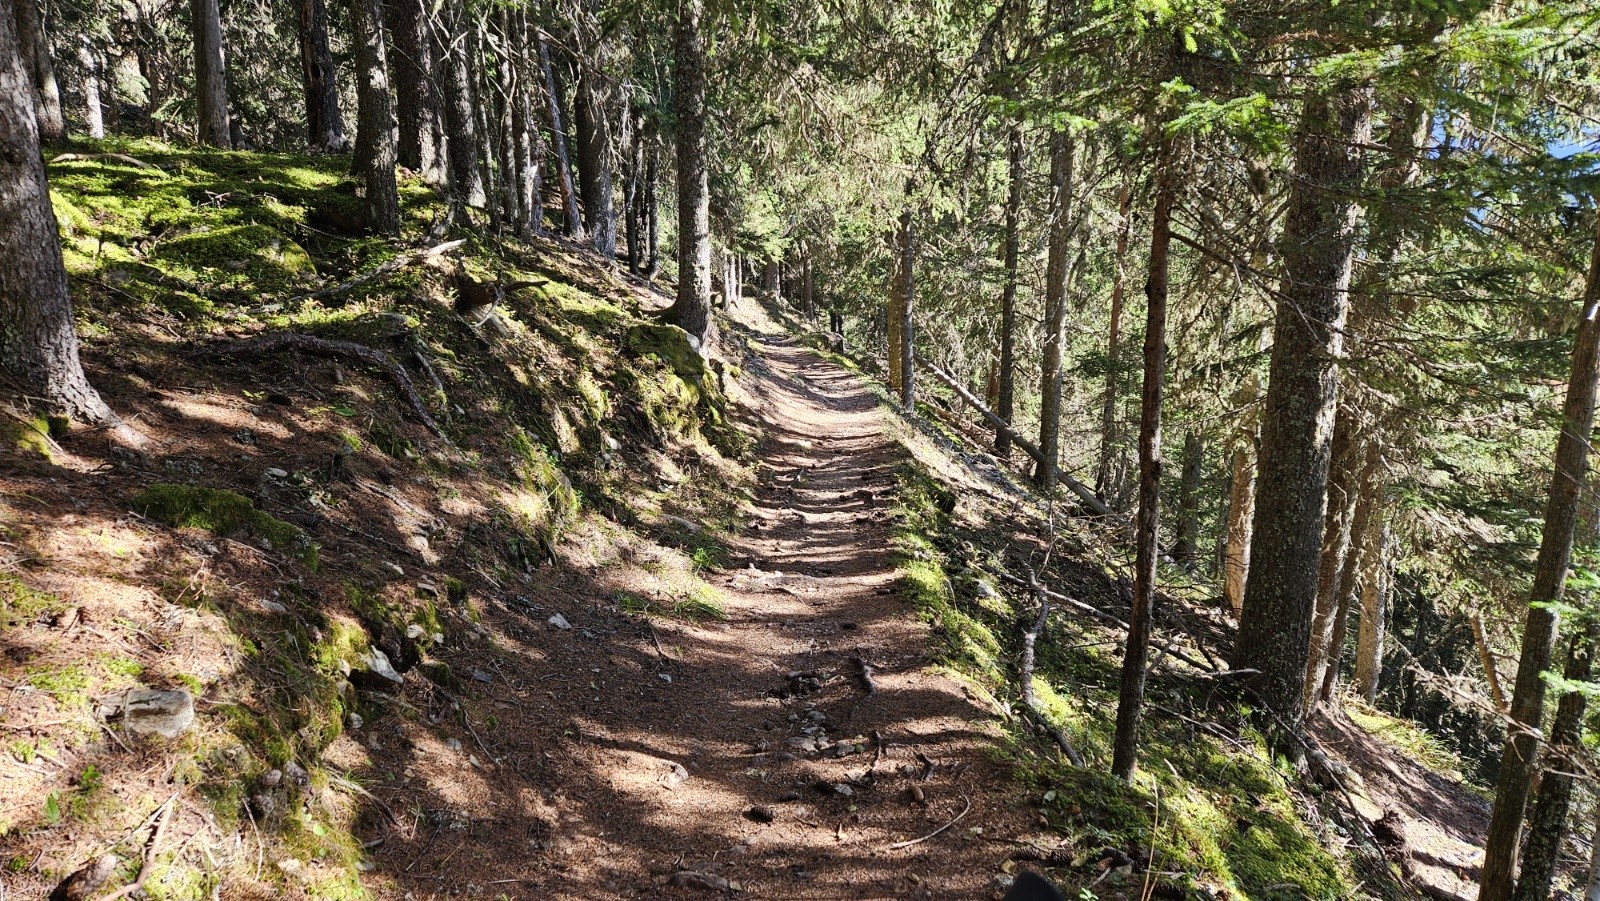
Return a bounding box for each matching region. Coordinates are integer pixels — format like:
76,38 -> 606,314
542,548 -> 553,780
886,440 -> 1354,901
133,483 -> 319,568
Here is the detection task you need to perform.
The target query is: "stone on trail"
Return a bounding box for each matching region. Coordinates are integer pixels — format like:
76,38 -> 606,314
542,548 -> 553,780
101,688 -> 196,738
548,613 -> 572,630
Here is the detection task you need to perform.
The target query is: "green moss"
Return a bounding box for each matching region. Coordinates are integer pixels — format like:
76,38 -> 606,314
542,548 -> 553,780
151,224 -> 315,291
0,574 -> 66,628
132,484 -> 318,567
1,415 -> 54,462
27,665 -> 91,707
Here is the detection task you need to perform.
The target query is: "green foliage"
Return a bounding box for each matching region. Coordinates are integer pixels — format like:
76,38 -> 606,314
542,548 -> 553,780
132,484 -> 318,568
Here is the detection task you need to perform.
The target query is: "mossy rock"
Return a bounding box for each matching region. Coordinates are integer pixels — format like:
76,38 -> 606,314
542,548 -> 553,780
150,224 -> 315,290
625,323 -> 708,385
132,483 -> 317,567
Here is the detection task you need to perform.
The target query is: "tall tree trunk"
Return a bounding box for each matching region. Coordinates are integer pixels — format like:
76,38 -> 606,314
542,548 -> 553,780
1222,408 -> 1259,616
1095,180 -> 1134,496
0,11 -> 117,425
76,36 -> 103,139
801,251 -> 814,317
763,258 -> 779,297
190,0 -> 231,147
12,0 -> 63,141
1586,809 -> 1600,901
538,32 -> 582,238
349,0 -> 398,236
1174,429 -> 1203,569
887,206 -> 916,411
493,13 -> 518,233
1111,166 -> 1174,781
1511,619 -> 1599,901
574,60 -> 616,257
643,135 -> 659,275
1034,128 -> 1074,490
1478,215 -> 1600,901
1352,518 -> 1391,701
434,3 -> 482,208
1304,412 -> 1365,707
386,0 -> 442,181
1232,83 -> 1373,729
996,125 -> 1023,459
470,22 -> 500,233
510,10 -> 540,238
1318,472 -> 1380,704
296,0 -> 347,151
625,106 -> 643,270
662,0 -> 712,351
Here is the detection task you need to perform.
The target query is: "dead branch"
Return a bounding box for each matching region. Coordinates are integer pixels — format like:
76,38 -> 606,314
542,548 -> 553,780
853,655 -> 878,696
100,794 -> 176,901
885,794 -> 973,850
50,152 -> 163,171
1017,573 -> 1085,766
196,332 -> 449,441
995,570 -> 1214,674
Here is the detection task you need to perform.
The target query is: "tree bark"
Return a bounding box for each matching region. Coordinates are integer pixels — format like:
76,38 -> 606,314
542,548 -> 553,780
1035,128 -> 1074,490
433,2 -> 482,208
12,0 -> 63,141
1174,428 -> 1203,569
625,106 -> 644,269
1478,214 -> 1600,901
1317,473 -> 1379,704
1304,411 -> 1366,707
1111,166 -> 1173,781
76,35 -> 103,139
386,0 -> 443,181
662,0 -> 712,351
537,32 -> 582,238
1511,618 -> 1599,901
190,0 -> 231,147
574,57 -> 616,257
1232,83 -> 1372,729
296,0 -> 347,152
0,9 -> 117,425
510,9 -> 541,238
1352,519 -> 1391,703
889,206 -> 916,411
643,135 -> 659,275
1095,180 -> 1133,497
1222,409 -> 1258,616
996,125 -> 1023,459
349,0 -> 399,236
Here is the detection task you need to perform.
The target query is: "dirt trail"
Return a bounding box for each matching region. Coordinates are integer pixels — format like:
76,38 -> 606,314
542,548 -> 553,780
353,314 -> 1037,900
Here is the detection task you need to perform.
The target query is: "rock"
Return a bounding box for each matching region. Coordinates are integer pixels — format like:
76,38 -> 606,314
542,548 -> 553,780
380,562 -> 405,578
49,853 -> 118,901
664,762 -> 690,788
102,688 -> 195,739
260,769 -> 283,788
974,579 -> 998,599
744,805 -> 775,824
548,613 -> 571,630
669,871 -> 738,892
406,624 -> 426,640
444,737 -> 463,752
472,668 -> 494,683
264,467 -> 289,480
283,761 -> 311,789
250,793 -> 278,818
348,712 -> 364,729
658,673 -> 672,684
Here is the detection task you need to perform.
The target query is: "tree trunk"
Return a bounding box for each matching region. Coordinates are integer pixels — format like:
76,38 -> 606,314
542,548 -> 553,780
1317,474 -> 1379,705
12,0 -> 63,141
574,61 -> 616,257
433,3 -> 482,208
470,22 -> 499,232
537,32 -> 582,238
643,135 -> 659,275
190,0 -> 231,147
888,206 -> 916,411
1352,518 -> 1391,701
76,36 -> 103,139
1111,167 -> 1173,782
1478,215 -> 1600,901
511,10 -> 541,238
0,10 -> 117,425
1511,619 -> 1599,901
1174,429 -> 1203,569
1035,128 -> 1074,490
296,0 -> 347,151
662,0 -> 712,351
996,125 -> 1023,459
1222,416 -> 1258,616
624,106 -> 643,269
349,0 -> 398,236
763,258 -> 779,298
386,0 -> 442,181
1586,809 -> 1600,901
1232,83 -> 1372,729
1304,412 -> 1366,707
1095,180 -> 1133,496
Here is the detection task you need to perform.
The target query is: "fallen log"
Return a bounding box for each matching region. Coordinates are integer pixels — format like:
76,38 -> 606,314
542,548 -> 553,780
913,355 -> 1111,516
290,239 -> 466,305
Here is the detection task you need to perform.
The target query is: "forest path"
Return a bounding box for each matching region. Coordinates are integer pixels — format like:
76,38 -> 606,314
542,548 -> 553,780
523,304 -> 1038,899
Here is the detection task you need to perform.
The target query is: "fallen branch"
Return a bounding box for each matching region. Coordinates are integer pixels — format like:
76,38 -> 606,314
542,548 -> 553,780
995,571 -> 1214,674
886,794 -> 972,850
853,655 -> 878,696
913,354 -> 1111,516
100,794 -> 176,901
1019,575 -> 1084,766
50,152 -> 163,171
197,332 -> 449,441
290,239 -> 466,305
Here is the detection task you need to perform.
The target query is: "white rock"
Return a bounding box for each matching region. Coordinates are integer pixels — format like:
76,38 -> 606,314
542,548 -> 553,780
367,648 -> 403,684
548,613 -> 571,630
